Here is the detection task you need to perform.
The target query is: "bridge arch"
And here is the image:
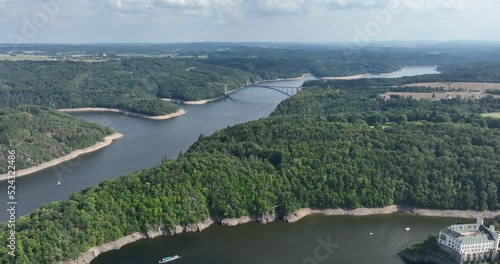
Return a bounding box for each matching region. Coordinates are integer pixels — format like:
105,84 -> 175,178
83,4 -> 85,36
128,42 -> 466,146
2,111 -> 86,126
247,85 -> 301,97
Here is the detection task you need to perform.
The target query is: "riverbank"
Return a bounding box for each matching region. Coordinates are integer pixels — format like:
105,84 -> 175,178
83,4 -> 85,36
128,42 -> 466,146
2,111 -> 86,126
65,205 -> 500,264
282,205 -> 500,223
269,73 -> 311,81
255,73 -> 311,84
59,108 -> 186,120
162,95 -> 231,105
320,68 -> 407,80
321,73 -> 369,80
0,133 -> 123,181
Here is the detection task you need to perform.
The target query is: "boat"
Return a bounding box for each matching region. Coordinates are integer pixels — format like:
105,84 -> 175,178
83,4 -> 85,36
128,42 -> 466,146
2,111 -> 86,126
405,227 -> 410,231
57,181 -> 61,186
159,255 -> 180,263
369,233 -> 374,235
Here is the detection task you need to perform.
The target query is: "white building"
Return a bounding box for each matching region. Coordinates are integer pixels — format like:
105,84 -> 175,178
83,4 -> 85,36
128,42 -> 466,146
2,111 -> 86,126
438,218 -> 500,263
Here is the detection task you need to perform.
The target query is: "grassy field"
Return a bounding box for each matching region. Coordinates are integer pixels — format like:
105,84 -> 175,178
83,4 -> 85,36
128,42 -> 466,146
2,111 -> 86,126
481,112 -> 500,119
0,54 -> 108,62
386,82 -> 500,100
0,54 -> 57,61
404,82 -> 500,91
383,91 -> 500,100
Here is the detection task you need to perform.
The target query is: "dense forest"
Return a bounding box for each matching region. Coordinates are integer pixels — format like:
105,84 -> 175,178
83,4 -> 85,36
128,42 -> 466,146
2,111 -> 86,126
0,106 -> 114,174
3,44 -> 500,117
2,64 -> 500,263
0,58 -> 256,115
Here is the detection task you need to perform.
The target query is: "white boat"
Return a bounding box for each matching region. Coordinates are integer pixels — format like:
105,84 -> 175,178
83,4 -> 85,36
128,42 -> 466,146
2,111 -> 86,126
159,255 -> 180,263
405,227 -> 410,231
57,181 -> 61,186
369,233 -> 374,235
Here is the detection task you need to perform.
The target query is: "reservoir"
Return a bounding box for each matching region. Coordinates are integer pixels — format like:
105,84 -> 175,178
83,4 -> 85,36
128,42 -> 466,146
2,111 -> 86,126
0,75 -> 313,221
1,66 -> 438,218
1,67 -> 442,264
92,213 -> 457,264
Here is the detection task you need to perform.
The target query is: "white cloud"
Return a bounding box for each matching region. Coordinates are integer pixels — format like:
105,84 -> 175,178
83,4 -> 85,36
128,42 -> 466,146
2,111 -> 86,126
250,0 -> 306,14
153,0 -> 210,9
99,0 -> 473,19
402,0 -> 465,11
0,0 -> 11,5
320,0 -> 386,10
105,0 -> 155,13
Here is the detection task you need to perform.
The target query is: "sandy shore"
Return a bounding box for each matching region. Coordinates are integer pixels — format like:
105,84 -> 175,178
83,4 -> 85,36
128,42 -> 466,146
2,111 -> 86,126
320,69 -> 409,80
163,96 -> 229,105
59,108 -> 186,120
0,133 -> 123,181
321,74 -> 369,80
63,204 -> 500,263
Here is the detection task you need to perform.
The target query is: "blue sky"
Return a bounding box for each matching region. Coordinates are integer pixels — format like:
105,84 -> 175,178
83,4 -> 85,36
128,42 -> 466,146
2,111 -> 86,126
0,0 -> 498,43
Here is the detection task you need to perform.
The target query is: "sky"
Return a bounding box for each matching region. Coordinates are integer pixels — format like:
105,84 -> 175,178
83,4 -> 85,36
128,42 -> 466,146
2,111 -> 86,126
0,0 -> 498,43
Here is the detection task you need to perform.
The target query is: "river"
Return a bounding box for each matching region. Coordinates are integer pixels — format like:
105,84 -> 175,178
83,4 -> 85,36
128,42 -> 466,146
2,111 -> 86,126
0,75 -> 313,222
93,214 -> 458,264
2,66 -> 441,264
1,66 -> 438,221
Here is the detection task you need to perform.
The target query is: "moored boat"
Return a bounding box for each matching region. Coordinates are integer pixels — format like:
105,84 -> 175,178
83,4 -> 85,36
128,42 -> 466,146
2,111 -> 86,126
159,255 -> 181,263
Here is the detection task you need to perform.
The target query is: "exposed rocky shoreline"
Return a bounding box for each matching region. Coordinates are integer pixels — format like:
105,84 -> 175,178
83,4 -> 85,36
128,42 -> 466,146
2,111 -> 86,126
63,205 -> 500,264
283,205 -> 500,223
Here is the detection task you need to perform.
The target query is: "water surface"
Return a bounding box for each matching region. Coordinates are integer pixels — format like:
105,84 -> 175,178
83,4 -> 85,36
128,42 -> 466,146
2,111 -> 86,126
0,66 -> 439,222
92,213 -> 460,264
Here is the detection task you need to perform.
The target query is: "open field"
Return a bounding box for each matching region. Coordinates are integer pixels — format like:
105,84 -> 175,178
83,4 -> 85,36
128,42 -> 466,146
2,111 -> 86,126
481,112 -> 500,119
0,53 -> 107,62
0,54 -> 57,61
382,91 -> 500,100
404,82 -> 500,92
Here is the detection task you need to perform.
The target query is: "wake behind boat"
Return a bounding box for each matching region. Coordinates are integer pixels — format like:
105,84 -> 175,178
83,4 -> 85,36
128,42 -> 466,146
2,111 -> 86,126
159,255 -> 181,263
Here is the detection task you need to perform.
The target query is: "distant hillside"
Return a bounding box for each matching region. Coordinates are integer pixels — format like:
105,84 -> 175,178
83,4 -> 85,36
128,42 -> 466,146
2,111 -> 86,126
0,58 -> 257,115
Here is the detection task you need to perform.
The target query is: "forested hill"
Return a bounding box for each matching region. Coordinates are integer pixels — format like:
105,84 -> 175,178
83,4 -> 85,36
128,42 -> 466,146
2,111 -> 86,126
2,69 -> 500,263
0,106 -> 114,174
3,46 -> 500,117
0,58 -> 257,115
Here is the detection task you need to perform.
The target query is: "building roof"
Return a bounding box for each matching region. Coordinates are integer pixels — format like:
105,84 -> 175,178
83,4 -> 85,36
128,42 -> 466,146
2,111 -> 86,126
457,233 -> 493,244
441,227 -> 461,238
450,223 -> 481,233
440,221 -> 497,245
